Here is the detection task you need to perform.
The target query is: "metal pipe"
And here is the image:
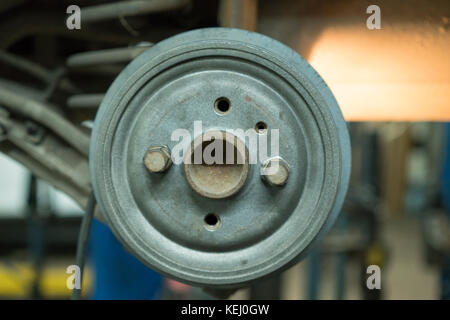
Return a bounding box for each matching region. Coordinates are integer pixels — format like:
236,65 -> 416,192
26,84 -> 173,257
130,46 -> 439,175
67,94 -> 105,109
5,125 -> 91,191
0,78 -> 43,101
0,143 -> 103,221
0,12 -> 148,50
82,0 -> 190,23
0,145 -> 88,210
0,52 -> 79,93
0,85 -> 90,156
0,51 -> 49,82
67,45 -> 151,68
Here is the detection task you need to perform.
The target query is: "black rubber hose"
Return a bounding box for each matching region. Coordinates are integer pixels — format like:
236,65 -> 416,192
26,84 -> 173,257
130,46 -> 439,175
72,192 -> 96,300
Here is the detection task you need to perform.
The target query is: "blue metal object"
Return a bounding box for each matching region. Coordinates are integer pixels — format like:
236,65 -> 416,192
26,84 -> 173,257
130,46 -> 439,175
307,249 -> 321,300
334,214 -> 348,300
88,219 -> 163,300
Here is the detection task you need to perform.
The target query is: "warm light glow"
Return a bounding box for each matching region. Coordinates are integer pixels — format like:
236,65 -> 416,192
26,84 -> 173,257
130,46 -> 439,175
307,24 -> 450,121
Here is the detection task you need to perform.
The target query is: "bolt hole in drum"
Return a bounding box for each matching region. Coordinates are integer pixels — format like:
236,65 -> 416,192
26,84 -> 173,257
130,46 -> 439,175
90,28 -> 351,288
214,97 -> 231,114
204,213 -> 221,231
255,121 -> 267,133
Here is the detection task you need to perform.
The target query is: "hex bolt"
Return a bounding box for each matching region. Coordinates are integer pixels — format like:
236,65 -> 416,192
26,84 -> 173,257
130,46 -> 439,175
261,158 -> 289,186
144,145 -> 172,173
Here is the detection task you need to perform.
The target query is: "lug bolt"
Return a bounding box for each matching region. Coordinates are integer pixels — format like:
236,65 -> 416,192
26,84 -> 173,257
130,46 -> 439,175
144,145 -> 172,173
261,158 -> 289,186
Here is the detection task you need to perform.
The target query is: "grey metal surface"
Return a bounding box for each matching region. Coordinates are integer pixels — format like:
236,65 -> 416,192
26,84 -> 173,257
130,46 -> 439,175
90,28 -> 351,288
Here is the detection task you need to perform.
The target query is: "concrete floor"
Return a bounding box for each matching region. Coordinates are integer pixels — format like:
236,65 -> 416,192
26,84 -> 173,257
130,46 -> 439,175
229,216 -> 440,300
381,218 -> 439,299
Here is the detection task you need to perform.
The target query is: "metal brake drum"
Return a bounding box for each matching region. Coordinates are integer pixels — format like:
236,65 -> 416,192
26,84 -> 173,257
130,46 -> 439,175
90,28 -> 351,288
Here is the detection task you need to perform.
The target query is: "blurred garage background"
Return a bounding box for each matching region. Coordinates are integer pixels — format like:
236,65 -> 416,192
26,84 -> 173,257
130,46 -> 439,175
0,0 -> 448,300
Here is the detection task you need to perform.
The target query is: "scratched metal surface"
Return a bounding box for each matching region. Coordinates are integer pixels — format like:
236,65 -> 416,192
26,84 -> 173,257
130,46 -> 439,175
90,28 -> 351,288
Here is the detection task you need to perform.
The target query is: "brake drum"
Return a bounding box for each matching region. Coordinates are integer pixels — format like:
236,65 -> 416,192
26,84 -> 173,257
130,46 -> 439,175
90,28 -> 351,288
